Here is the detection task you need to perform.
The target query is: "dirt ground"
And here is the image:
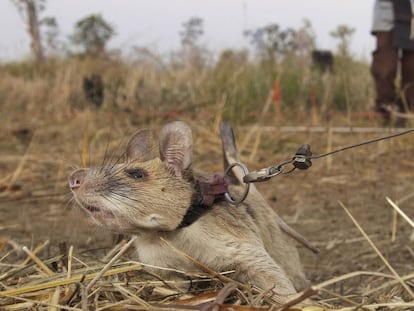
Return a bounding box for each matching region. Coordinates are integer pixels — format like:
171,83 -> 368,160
0,110 -> 413,303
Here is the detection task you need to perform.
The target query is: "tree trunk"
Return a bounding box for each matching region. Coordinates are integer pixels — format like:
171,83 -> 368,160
26,0 -> 44,62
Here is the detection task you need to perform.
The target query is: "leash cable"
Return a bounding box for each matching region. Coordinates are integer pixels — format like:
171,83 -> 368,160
224,127 -> 414,204
310,127 -> 414,160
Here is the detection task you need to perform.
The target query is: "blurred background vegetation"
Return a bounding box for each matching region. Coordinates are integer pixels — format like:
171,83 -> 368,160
2,0 -> 375,128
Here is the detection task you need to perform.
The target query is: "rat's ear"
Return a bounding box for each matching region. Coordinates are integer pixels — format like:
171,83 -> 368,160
126,129 -> 155,162
159,121 -> 192,177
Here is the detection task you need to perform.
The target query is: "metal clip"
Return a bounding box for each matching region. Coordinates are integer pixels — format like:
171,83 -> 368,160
224,162 -> 250,205
293,144 -> 312,170
239,144 -> 313,184
243,166 -> 282,183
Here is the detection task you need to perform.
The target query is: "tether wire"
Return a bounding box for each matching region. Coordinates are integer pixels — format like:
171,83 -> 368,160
310,128 -> 414,160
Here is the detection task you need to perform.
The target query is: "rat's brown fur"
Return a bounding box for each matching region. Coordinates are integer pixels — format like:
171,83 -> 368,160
69,121 -> 308,304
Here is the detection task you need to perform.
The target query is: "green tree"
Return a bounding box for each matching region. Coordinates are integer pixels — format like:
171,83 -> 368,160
70,14 -> 116,56
179,17 -> 204,48
290,19 -> 315,57
244,23 -> 296,61
176,17 -> 207,67
330,24 -> 355,58
11,0 -> 60,61
40,16 -> 61,55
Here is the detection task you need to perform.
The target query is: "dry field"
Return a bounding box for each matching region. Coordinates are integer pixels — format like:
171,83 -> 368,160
0,107 -> 413,310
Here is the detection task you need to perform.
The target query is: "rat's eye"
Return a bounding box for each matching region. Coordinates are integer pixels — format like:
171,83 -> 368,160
125,168 -> 146,180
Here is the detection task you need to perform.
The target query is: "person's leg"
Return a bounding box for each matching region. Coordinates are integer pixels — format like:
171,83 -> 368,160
400,49 -> 414,111
370,31 -> 399,119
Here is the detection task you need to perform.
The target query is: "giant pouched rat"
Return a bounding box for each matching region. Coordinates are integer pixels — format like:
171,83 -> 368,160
69,121 -> 309,304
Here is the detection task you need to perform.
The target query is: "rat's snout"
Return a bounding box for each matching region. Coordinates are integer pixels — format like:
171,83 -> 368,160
69,169 -> 88,190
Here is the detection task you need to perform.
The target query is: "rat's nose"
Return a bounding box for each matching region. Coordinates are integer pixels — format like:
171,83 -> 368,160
69,169 -> 87,190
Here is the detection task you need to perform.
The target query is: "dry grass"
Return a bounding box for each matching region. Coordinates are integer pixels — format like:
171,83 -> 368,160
1,111 -> 413,310
0,53 -> 375,128
0,54 -> 413,310
0,214 -> 413,310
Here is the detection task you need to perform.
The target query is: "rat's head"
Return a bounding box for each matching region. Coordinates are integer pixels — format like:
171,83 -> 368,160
69,121 -> 195,232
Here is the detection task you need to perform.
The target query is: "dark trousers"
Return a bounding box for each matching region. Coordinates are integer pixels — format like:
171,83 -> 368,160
371,31 -> 414,115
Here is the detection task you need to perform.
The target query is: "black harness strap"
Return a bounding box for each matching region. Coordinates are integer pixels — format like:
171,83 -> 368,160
178,174 -> 228,228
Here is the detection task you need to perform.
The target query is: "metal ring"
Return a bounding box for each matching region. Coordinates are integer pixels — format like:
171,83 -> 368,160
224,162 -> 250,206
